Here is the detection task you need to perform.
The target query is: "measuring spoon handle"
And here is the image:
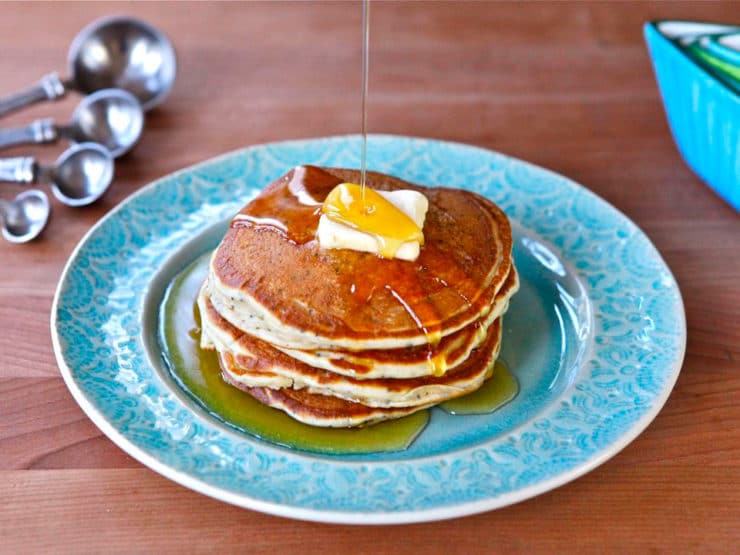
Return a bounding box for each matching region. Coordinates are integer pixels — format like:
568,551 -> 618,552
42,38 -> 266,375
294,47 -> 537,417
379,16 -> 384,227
0,119 -> 58,150
0,157 -> 36,184
0,73 -> 67,118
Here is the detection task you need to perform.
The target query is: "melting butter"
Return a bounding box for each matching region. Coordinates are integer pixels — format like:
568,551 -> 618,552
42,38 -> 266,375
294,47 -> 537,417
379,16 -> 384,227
318,183 -> 428,260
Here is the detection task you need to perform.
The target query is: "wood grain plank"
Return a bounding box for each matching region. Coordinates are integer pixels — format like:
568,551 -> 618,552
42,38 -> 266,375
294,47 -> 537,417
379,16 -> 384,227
0,296 -> 57,379
0,379 -> 137,470
1,466 -> 738,553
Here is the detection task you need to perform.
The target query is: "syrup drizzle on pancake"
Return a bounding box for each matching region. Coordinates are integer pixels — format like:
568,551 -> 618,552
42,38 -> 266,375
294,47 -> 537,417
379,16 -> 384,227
385,284 -> 445,376
231,165 -> 340,243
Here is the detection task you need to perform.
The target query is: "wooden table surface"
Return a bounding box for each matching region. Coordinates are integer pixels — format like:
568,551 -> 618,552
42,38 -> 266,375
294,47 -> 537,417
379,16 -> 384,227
2,1 -> 739,552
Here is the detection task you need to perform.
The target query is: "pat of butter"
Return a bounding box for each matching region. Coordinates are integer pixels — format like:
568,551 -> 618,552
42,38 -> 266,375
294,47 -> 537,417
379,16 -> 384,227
317,185 -> 429,261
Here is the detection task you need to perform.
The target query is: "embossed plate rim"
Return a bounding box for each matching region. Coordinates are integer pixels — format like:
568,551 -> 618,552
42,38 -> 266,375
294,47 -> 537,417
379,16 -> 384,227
51,135 -> 686,524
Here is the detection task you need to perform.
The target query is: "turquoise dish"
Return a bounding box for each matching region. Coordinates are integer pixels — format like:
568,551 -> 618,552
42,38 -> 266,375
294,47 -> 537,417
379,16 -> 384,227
644,20 -> 740,212
51,135 -> 685,523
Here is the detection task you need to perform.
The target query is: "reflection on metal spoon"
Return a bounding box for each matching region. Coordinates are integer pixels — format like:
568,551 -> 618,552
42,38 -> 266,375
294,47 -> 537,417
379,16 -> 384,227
0,16 -> 176,117
0,89 -> 144,157
0,189 -> 50,243
0,143 -> 114,207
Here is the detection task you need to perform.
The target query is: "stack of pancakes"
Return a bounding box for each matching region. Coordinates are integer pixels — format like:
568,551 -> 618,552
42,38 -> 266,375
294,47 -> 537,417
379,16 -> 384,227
198,166 -> 518,427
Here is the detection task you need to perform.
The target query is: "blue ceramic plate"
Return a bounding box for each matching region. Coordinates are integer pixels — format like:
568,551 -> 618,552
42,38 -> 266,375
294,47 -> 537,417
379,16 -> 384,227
51,135 -> 685,524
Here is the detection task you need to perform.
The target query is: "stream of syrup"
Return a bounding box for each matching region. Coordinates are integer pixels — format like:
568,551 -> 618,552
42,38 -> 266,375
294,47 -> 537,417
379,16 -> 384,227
360,0 -> 370,201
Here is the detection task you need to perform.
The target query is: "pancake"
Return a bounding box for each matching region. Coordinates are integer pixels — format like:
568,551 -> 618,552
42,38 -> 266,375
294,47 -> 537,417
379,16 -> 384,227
202,290 -> 503,407
222,370 -> 435,428
200,267 -> 517,380
207,166 -> 514,351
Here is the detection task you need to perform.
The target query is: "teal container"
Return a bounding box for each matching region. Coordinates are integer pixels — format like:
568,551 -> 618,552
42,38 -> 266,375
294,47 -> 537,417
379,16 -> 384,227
644,21 -> 740,212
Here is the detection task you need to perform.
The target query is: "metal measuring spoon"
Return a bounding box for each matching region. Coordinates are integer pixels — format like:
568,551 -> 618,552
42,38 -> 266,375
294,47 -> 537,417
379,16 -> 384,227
0,89 -> 144,157
0,189 -> 50,243
0,143 -> 114,207
0,16 -> 176,117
